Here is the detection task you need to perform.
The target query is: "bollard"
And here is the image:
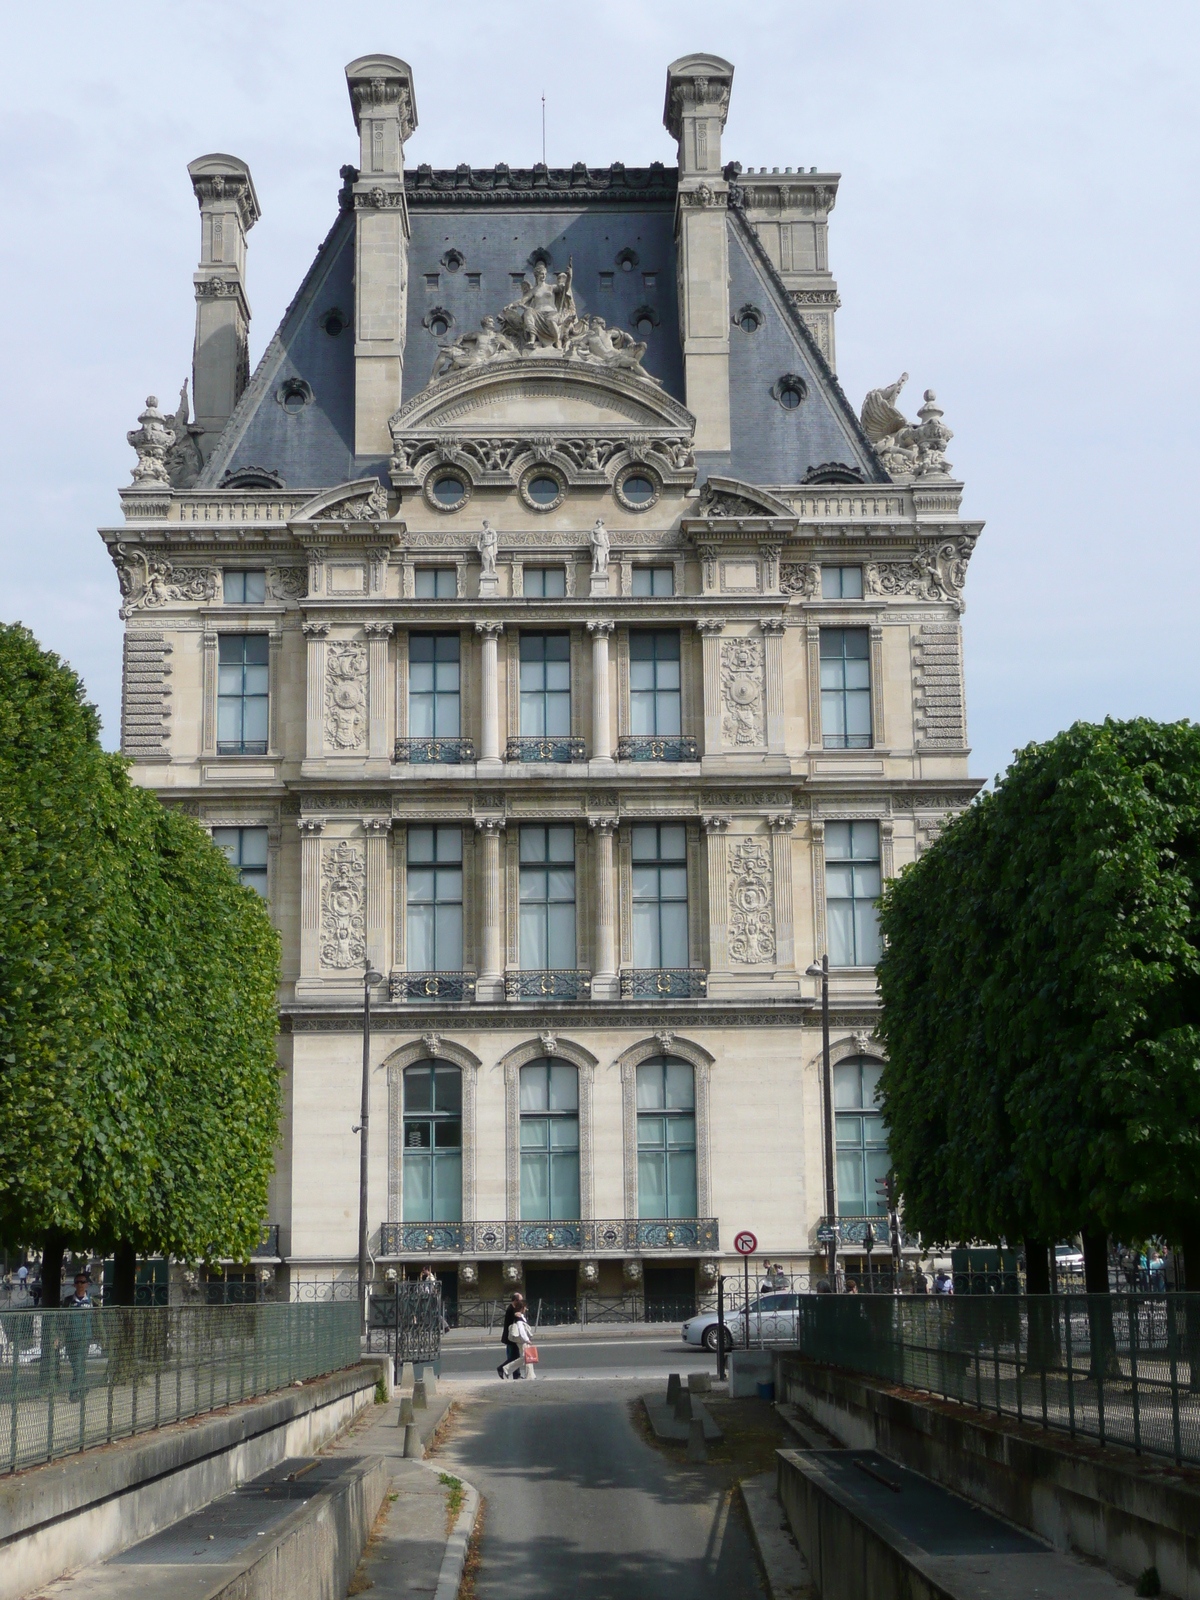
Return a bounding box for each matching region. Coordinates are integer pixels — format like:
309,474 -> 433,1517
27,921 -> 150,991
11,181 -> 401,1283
398,1396 -> 415,1426
413,1379 -> 428,1410
400,1362 -> 415,1389
673,1387 -> 692,1423
402,1422 -> 422,1459
687,1372 -> 711,1394
666,1372 -> 682,1406
687,1416 -> 707,1463
423,1369 -> 438,1399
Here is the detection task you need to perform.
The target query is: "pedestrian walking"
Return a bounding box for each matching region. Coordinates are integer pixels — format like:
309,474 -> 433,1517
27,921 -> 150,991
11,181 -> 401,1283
498,1301 -> 536,1381
498,1292 -> 527,1379
65,1273 -> 93,1404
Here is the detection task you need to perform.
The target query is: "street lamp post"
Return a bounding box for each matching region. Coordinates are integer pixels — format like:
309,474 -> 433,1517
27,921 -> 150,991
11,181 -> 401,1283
806,954 -> 837,1290
356,957 -> 384,1335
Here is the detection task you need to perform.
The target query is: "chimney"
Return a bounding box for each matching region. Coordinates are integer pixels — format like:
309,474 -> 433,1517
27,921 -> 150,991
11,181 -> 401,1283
344,55 -> 418,458
663,55 -> 735,456
187,154 -> 260,460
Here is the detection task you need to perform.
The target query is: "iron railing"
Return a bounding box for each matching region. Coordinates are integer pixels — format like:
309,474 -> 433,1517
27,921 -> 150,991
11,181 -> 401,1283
788,1292 -> 1200,1466
0,1301 -> 360,1477
391,972 -> 476,1003
505,969 -> 591,1001
620,968 -> 707,999
816,1213 -> 920,1250
506,737 -> 586,763
616,735 -> 699,763
366,1283 -> 443,1372
394,737 -> 476,764
379,1217 -> 719,1256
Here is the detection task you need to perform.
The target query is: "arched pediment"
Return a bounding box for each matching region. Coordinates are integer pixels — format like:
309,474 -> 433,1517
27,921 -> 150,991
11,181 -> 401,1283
293,478 -> 391,523
696,477 -> 795,520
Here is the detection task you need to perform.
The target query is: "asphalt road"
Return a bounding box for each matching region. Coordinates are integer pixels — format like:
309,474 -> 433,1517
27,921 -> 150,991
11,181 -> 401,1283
435,1377 -> 764,1599
438,1333 -> 720,1383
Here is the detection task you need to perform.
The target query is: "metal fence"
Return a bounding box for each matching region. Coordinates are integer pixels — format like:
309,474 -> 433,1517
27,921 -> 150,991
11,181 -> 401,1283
0,1301 -> 361,1477
791,1292 -> 1200,1466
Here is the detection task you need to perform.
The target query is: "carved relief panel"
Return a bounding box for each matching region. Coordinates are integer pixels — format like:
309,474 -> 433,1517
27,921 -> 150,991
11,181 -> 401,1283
320,838 -> 366,968
325,640 -> 368,752
727,835 -> 776,964
719,636 -> 765,749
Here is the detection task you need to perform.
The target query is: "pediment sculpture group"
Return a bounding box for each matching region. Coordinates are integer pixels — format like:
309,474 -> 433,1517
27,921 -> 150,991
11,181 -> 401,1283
430,258 -> 660,388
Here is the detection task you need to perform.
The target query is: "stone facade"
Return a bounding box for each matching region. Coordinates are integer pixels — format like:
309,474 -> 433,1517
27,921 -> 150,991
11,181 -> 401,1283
101,52 -> 983,1308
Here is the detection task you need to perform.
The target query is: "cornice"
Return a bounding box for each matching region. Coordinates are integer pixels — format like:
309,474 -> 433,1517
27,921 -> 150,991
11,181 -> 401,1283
281,999 -> 814,1032
404,162 -> 677,206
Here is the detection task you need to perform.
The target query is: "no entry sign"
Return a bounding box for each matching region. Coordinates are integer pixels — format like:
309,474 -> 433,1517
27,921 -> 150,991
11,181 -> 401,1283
734,1230 -> 758,1256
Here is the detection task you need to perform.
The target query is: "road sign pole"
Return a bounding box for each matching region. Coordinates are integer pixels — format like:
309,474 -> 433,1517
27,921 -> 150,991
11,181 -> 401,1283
744,1254 -> 750,1349
717,1276 -> 727,1382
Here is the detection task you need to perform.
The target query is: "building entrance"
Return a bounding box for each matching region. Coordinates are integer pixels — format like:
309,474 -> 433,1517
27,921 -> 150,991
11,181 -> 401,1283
523,1267 -> 577,1325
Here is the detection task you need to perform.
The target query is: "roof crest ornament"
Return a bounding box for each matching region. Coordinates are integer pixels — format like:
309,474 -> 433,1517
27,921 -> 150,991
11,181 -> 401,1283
860,374 -> 954,482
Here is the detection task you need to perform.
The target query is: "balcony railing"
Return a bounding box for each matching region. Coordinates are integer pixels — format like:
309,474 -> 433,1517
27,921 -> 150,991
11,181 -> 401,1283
391,972 -> 476,1003
620,968 -> 707,999
394,737 -> 475,764
379,1218 -> 719,1256
816,1214 -> 919,1250
506,737 -> 587,764
505,969 -> 591,1001
617,736 -> 699,763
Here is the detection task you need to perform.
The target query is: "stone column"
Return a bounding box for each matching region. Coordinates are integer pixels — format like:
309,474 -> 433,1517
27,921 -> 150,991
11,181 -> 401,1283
187,155 -> 260,461
761,618 -> 786,754
303,622 -> 329,759
769,813 -> 796,973
702,814 -> 730,971
696,620 -> 724,755
475,818 -> 505,1001
590,818 -> 618,998
298,819 -> 325,980
201,630 -> 218,755
587,621 -> 614,764
365,622 -> 393,759
364,817 -> 391,972
476,622 -> 504,765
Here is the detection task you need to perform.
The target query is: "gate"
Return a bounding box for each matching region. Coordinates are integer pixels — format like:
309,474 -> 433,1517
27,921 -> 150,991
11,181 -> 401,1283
367,1283 -> 442,1376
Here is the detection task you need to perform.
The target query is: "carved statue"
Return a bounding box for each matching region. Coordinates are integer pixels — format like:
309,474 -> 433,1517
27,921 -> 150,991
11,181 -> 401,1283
590,518 -> 610,576
860,373 -> 912,447
566,317 -> 660,384
126,396 -> 174,487
429,315 -> 518,382
499,258 -> 576,350
477,519 -> 498,578
860,374 -> 954,479
116,545 -> 219,619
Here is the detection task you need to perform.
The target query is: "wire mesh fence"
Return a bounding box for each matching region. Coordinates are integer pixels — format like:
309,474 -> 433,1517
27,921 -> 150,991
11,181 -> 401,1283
790,1292 -> 1200,1466
0,1301 -> 361,1477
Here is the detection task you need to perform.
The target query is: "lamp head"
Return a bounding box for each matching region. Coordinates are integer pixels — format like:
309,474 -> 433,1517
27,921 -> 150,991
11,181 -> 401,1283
363,958 -> 384,987
805,961 -> 825,978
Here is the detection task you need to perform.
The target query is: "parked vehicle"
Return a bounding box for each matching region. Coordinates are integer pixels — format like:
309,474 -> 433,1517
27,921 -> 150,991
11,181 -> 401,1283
681,1293 -> 803,1351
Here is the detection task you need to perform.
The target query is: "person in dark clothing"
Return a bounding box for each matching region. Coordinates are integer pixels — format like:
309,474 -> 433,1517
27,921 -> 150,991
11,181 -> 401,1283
65,1273 -> 93,1403
498,1292 -> 526,1379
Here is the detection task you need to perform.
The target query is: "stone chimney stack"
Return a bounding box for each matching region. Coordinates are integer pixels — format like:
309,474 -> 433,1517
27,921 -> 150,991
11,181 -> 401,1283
344,55 -> 418,458
187,154 -> 260,461
664,55 -> 734,458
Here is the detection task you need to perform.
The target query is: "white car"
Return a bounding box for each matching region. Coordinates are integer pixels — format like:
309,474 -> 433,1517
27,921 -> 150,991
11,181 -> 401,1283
682,1293 -> 803,1352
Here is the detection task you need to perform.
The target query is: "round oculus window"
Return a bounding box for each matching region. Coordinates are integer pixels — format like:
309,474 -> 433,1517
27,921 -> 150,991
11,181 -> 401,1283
430,316 -> 448,337
635,317 -> 654,337
740,312 -> 760,333
621,475 -> 656,506
282,388 -> 307,411
778,383 -> 803,410
526,475 -> 561,506
431,476 -> 467,507
323,313 -> 344,337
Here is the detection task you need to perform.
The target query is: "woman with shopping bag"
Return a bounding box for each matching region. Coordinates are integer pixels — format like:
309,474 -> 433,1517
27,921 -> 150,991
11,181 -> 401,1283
498,1304 -> 538,1380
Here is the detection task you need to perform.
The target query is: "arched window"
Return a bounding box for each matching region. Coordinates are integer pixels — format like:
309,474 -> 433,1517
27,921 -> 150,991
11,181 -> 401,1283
636,1058 -> 696,1219
403,1062 -> 462,1222
833,1056 -> 887,1217
519,1060 -> 579,1220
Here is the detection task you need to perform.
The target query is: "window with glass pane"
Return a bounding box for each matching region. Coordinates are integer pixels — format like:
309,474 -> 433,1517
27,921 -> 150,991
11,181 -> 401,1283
224,570 -> 266,604
834,1056 -> 888,1216
519,1060 -> 579,1220
519,634 -> 571,736
631,824 -> 688,968
409,634 -> 461,737
820,628 -> 872,748
821,566 -> 863,599
519,826 -> 575,969
403,1062 -> 463,1222
636,1058 -> 696,1219
212,826 -> 269,896
629,631 -> 681,736
632,567 -> 674,597
414,567 -> 457,599
217,635 -> 269,754
825,821 -> 882,967
523,567 -> 566,599
407,827 -> 463,971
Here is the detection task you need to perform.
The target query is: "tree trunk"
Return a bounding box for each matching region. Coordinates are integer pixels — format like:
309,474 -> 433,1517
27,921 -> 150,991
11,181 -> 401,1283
111,1241 -> 137,1307
38,1228 -> 66,1392
1082,1228 -> 1118,1379
1023,1237 -> 1057,1369
1024,1238 -> 1051,1295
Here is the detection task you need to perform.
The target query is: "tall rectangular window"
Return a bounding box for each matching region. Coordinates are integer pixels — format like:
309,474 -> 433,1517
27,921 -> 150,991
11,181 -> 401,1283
403,1063 -> 462,1223
414,567 -> 456,599
407,827 -> 463,971
224,570 -> 265,604
409,634 -> 460,737
212,826 -> 268,896
629,631 -> 681,736
524,567 -> 566,599
825,821 -> 882,967
217,634 -> 269,754
821,566 -> 862,599
520,1061 -> 580,1220
636,1059 -> 696,1219
519,634 -> 571,736
519,825 -> 575,969
632,567 -> 674,597
631,825 -> 688,968
834,1057 -> 888,1216
820,628 -> 871,749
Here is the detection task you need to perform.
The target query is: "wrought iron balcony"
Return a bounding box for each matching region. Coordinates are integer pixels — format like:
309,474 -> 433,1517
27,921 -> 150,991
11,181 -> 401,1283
393,737 -> 476,764
506,736 -> 587,764
816,1214 -> 919,1250
379,1218 -> 719,1256
617,736 -> 699,763
391,972 -> 476,1003
251,1224 -> 280,1258
620,968 -> 707,999
505,969 -> 591,1001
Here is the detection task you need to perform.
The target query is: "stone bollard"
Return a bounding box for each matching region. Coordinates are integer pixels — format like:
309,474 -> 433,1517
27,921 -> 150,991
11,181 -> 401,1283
398,1396 -> 415,1426
673,1387 -> 692,1423
413,1379 -> 428,1410
400,1362 -> 415,1389
666,1372 -> 682,1407
423,1369 -> 438,1399
688,1372 -> 711,1394
402,1422 -> 422,1459
687,1416 -> 707,1463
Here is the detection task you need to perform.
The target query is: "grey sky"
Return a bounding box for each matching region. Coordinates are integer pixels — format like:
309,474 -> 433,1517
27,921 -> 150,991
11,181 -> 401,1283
2,2 -> 1196,786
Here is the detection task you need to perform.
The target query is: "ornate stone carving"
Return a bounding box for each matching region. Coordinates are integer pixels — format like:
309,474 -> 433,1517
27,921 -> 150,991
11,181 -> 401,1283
719,637 -> 765,747
325,641 -> 368,751
477,519 -> 498,579
267,566 -> 308,601
860,374 -> 954,480
116,546 -> 218,618
863,537 -> 976,611
422,1032 -> 443,1057
320,839 -> 366,968
780,562 -> 820,597
728,837 -> 776,964
323,482 -> 389,522
126,396 -> 174,487
590,519 -> 610,576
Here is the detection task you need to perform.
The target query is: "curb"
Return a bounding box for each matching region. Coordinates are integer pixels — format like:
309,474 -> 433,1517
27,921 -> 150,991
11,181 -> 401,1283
434,1480 -> 480,1599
